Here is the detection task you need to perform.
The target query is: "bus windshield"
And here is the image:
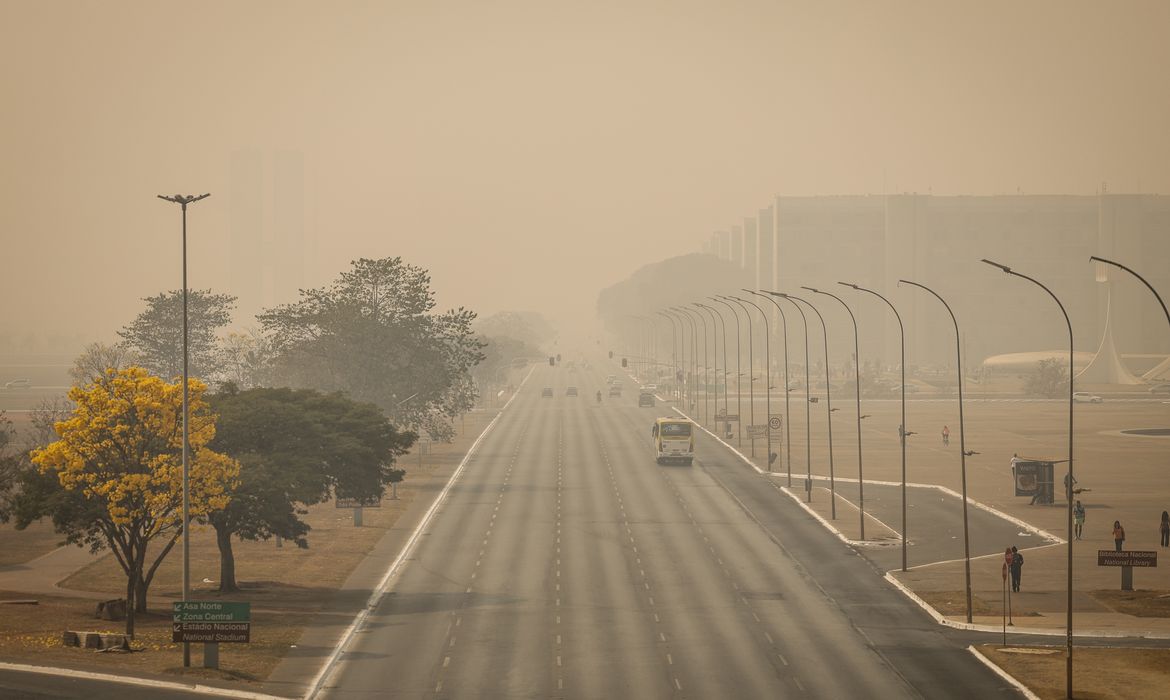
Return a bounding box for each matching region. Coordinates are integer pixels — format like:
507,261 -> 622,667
659,422 -> 691,438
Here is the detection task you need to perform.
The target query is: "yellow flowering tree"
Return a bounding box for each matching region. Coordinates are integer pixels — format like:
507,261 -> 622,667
28,367 -> 240,636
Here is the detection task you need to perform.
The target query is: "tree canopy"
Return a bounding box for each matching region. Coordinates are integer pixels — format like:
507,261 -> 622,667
16,368 -> 240,634
118,289 -> 236,382
257,257 -> 484,441
207,385 -> 414,591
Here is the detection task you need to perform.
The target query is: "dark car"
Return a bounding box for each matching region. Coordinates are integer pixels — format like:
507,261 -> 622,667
1150,383 -> 1170,395
608,384 -> 622,397
566,386 -> 578,397
638,393 -> 655,407
541,387 -> 553,398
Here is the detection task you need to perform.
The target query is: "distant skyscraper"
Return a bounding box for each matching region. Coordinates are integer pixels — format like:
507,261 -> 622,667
716,230 -> 730,260
730,225 -> 743,268
757,205 -> 775,292
743,217 -> 758,289
230,150 -> 310,322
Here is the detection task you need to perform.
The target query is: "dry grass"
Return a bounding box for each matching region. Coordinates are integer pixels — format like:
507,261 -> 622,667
1087,589 -> 1170,618
0,520 -> 68,566
978,644 -> 1170,700
0,408 -> 498,683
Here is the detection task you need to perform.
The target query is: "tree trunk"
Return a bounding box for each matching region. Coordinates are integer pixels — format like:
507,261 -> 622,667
215,523 -> 239,593
125,568 -> 136,638
135,576 -> 149,613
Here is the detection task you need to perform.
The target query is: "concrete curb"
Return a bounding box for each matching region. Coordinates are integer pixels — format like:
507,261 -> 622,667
966,647 -> 1042,700
0,661 -> 292,699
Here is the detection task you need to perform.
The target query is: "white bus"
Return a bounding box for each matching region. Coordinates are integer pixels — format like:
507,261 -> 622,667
651,417 -> 694,466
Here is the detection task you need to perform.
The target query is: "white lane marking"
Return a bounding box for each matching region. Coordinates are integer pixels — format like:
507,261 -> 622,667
442,656 -> 450,668
666,653 -> 673,665
674,678 -> 683,690
764,632 -> 774,644
303,366 -> 534,700
778,652 -> 788,666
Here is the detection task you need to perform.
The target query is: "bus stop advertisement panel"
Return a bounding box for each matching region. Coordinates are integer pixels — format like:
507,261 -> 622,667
1013,460 -> 1055,504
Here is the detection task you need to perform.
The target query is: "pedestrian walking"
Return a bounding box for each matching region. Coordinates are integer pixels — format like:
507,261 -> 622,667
1073,500 -> 1086,540
1009,546 -> 1024,592
1112,520 -> 1126,552
942,425 -> 950,446
1160,511 -> 1169,548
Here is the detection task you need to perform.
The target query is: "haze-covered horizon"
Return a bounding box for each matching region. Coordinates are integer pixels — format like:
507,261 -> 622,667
3,1 -> 1169,345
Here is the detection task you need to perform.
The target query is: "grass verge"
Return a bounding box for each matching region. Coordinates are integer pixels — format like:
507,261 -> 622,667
977,644 -> 1170,700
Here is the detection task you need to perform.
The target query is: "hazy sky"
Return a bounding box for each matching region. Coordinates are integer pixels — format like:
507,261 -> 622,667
2,1 -> 1168,344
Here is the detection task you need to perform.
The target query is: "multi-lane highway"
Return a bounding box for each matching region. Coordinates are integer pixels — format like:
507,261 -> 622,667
319,362 -> 1022,699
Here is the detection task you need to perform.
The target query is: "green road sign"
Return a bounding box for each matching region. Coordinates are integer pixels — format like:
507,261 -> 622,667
173,601 -> 251,622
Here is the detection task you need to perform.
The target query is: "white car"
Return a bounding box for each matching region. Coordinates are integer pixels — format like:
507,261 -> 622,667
4,379 -> 31,389
1073,392 -> 1103,403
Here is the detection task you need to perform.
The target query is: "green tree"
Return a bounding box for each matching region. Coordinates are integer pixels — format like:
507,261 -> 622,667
257,258 -> 484,441
1024,358 -> 1069,398
14,368 -> 240,636
118,289 -> 236,382
207,386 -> 413,591
69,341 -> 140,385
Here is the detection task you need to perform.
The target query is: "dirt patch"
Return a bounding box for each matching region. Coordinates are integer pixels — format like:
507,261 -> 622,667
978,644 -> 1170,700
1087,590 -> 1170,618
914,590 -> 1003,617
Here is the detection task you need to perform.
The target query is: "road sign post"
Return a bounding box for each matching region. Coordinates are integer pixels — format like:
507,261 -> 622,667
1097,550 -> 1157,591
173,601 -> 251,668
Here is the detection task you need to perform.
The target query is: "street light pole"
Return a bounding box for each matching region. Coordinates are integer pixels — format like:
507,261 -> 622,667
734,294 -> 771,470
696,303 -> 722,430
711,297 -> 742,446
1089,256 -> 1170,328
899,278 -> 973,625
790,291 -> 837,519
674,307 -> 700,413
809,287 -> 865,539
722,296 -> 756,457
657,311 -> 679,401
681,307 -> 710,423
842,282 -> 910,569
678,309 -> 702,419
983,259 -> 1076,699
766,291 -> 813,502
157,192 -> 210,668
750,290 -> 792,486
701,302 -> 731,438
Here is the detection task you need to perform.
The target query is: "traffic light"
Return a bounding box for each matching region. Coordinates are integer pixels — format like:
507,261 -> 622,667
621,358 -> 628,368
608,350 -> 613,359
549,356 -> 555,366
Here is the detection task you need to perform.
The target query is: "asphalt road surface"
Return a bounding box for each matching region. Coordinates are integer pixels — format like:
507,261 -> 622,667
318,364 -> 1023,699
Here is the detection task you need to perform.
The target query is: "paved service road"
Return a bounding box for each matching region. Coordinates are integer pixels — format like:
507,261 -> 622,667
319,364 -> 1022,699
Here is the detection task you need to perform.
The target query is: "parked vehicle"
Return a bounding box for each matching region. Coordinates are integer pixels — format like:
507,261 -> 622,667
566,386 -> 578,397
541,387 -> 553,398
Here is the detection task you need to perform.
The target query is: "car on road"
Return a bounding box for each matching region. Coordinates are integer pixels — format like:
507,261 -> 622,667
638,393 -> 655,407
606,375 -> 617,385
541,387 -> 553,398
1150,383 -> 1170,394
608,384 -> 622,397
566,386 -> 578,397
4,379 -> 31,389
1073,392 -> 1103,403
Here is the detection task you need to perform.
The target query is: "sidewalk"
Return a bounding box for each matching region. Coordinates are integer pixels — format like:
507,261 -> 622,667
0,544 -> 110,601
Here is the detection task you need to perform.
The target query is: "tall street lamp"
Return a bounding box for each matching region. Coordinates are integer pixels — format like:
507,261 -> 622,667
658,311 -> 680,401
842,282 -> 911,570
721,295 -> 757,456
1089,256 -> 1170,328
791,290 -> 837,519
733,295 -> 771,469
766,291 -> 813,502
809,287 -> 865,539
701,302 -> 733,439
674,307 -> 700,413
899,278 -> 973,624
749,290 -> 793,486
982,259 -> 1075,698
682,307 -> 711,423
157,192 -> 210,668
696,303 -> 724,430
711,297 -> 743,446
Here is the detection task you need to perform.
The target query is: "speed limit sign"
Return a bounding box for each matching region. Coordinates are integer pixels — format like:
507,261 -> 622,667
768,416 -> 782,430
